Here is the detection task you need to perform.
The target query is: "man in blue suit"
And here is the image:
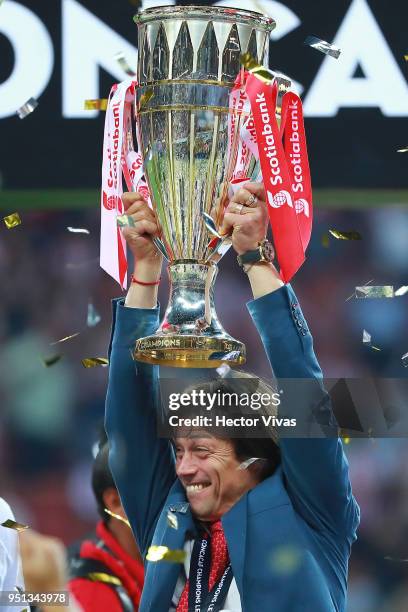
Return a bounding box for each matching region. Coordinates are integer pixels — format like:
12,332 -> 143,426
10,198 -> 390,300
105,183 -> 360,612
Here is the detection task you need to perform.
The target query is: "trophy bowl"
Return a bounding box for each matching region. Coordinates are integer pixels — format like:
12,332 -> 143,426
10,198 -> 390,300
133,6 -> 275,368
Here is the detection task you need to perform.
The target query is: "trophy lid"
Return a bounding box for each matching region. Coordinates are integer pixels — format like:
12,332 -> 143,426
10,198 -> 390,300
134,5 -> 275,32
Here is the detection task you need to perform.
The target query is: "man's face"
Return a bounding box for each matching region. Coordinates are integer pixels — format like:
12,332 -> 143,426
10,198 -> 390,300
174,435 -> 260,521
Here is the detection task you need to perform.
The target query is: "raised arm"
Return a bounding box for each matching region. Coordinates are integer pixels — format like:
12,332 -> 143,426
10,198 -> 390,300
224,182 -> 359,541
105,192 -> 176,557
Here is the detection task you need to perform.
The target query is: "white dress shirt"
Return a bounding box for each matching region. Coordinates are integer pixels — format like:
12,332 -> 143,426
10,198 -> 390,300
0,498 -> 25,612
170,538 -> 242,611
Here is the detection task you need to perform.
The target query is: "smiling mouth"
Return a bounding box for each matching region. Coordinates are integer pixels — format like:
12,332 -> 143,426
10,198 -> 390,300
185,483 -> 211,494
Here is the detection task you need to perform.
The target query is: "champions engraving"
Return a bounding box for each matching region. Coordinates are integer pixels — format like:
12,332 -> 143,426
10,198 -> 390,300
138,338 -> 182,349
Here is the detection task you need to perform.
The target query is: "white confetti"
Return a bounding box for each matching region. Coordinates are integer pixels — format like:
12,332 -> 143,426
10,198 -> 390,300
67,226 -> 90,235
304,35 -> 341,59
395,286 -> 408,297
216,364 -> 231,378
16,97 -> 39,119
238,457 -> 262,470
87,302 -> 101,327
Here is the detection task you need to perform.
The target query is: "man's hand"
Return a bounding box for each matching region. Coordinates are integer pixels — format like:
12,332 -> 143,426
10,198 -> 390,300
220,182 -> 284,297
20,530 -> 67,593
220,182 -> 269,255
121,192 -> 162,264
121,192 -> 163,307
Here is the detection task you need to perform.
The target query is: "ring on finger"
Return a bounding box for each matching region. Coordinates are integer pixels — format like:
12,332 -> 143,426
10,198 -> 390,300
234,203 -> 244,215
246,194 -> 258,208
233,225 -> 241,233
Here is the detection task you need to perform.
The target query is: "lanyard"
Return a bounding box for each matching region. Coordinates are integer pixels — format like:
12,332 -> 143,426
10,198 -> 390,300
187,536 -> 233,612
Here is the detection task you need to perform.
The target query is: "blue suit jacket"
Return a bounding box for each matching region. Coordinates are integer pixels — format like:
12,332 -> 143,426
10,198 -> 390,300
105,285 -> 360,612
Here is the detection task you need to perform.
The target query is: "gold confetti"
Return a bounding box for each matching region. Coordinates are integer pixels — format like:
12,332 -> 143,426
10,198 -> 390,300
1,519 -> 29,532
116,214 -> 135,228
397,147 -> 408,153
269,545 -> 301,575
50,333 -> 80,346
167,511 -> 178,530
3,212 -> 21,229
355,285 -> 394,299
41,354 -> 62,367
104,508 -> 131,528
405,55 -> 408,61
146,545 -> 186,563
138,89 -> 154,111
115,51 -> 136,77
395,286 -> 408,296
240,53 -> 274,84
87,573 -> 122,585
81,357 -> 109,368
304,35 -> 341,59
402,352 -> 408,367
321,233 -> 330,248
67,226 -> 90,235
16,97 -> 39,119
329,230 -> 362,241
343,437 -> 350,445
84,99 -> 108,111
87,302 -> 101,327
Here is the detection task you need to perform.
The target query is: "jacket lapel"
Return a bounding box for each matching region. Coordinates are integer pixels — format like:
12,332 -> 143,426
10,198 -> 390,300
222,493 -> 248,601
142,493 -> 195,612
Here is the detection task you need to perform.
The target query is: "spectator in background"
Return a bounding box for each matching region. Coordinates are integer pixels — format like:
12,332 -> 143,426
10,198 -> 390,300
20,529 -> 82,612
68,436 -> 144,611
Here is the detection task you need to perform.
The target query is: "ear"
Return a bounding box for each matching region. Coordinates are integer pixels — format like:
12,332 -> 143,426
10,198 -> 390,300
102,487 -> 124,518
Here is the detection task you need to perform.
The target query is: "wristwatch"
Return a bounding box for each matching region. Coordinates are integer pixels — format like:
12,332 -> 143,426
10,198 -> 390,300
237,239 -> 274,271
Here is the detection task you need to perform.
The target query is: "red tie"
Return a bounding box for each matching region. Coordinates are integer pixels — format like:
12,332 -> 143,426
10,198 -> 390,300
177,520 -> 229,612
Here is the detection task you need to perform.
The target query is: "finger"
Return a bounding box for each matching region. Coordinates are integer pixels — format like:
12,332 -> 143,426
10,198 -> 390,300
131,218 -> 158,236
127,203 -> 156,221
219,211 -> 242,235
241,181 -> 266,201
122,191 -> 147,211
226,201 -> 258,216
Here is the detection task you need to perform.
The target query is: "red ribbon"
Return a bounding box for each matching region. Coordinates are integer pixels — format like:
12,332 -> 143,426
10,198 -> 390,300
245,73 -> 308,282
280,92 -> 313,252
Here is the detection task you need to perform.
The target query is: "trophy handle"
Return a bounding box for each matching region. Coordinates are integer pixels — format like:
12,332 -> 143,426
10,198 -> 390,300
201,211 -> 232,264
153,237 -> 170,261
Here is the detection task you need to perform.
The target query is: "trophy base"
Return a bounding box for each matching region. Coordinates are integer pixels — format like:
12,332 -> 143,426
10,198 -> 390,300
133,335 -> 246,368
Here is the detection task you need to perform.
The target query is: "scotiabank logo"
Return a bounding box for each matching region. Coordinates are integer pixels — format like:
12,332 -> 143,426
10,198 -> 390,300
102,191 -> 120,211
268,190 -> 293,209
137,184 -> 150,201
268,191 -> 310,217
295,198 -> 310,217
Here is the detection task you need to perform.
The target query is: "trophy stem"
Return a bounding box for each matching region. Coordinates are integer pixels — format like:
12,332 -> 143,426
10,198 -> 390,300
133,261 -> 246,368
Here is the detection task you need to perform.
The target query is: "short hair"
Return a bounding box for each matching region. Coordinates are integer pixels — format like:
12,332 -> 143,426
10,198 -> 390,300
91,432 -> 116,523
172,371 -> 281,481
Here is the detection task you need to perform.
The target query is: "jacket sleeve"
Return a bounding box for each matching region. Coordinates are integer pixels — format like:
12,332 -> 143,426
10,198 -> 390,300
105,299 -> 176,557
247,284 -> 360,540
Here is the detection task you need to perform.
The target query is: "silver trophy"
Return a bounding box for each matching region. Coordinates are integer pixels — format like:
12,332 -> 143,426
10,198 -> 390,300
133,6 -> 275,368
